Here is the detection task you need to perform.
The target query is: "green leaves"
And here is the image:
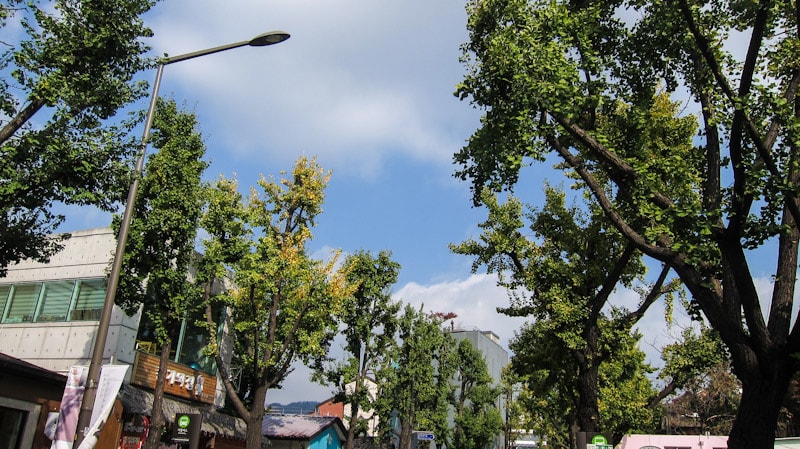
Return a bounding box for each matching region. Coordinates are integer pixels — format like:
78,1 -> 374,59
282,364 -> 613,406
374,305 -> 456,448
455,0 -> 800,442
0,0 -> 156,274
451,339 -> 504,449
114,97 -> 207,327
199,158 -> 352,444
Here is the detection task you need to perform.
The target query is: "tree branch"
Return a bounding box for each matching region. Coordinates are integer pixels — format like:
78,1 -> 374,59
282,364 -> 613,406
545,132 -> 675,262
0,98 -> 44,145
623,263 -> 671,328
590,243 -> 637,319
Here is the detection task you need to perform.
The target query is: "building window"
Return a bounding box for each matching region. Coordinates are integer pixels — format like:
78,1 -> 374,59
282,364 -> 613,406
37,280 -> 75,322
136,304 -> 225,374
4,283 -> 43,323
0,397 -> 40,449
71,279 -> 106,321
0,278 -> 106,324
0,285 -> 10,320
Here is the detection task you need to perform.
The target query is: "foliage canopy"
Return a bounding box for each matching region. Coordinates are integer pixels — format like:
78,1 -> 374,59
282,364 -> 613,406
0,0 -> 156,274
455,0 -> 800,446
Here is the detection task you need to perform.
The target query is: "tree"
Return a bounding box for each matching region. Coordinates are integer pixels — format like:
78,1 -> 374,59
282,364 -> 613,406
499,367 -> 533,449
454,0 -> 800,446
451,338 -> 504,449
113,98 -> 208,449
317,250 -> 402,449
656,326 -> 729,406
374,305 -> 456,449
665,361 -> 740,436
0,0 -> 156,274
510,313 -> 659,448
451,187 -> 671,446
201,157 -> 352,449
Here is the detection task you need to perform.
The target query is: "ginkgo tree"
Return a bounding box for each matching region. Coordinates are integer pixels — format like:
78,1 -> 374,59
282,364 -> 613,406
453,187 -> 671,446
374,305 -> 456,449
455,0 -> 800,446
199,157 -> 353,449
316,249 -> 402,449
0,0 -> 156,273
113,98 -> 208,449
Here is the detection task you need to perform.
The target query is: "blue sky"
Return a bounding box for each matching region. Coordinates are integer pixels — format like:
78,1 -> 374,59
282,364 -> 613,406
51,0 -> 532,402
51,0 -> 778,404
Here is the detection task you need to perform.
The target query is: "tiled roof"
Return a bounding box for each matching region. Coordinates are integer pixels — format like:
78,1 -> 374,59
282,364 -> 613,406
263,414 -> 344,440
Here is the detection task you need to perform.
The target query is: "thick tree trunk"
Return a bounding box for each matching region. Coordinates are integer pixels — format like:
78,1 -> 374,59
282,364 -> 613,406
576,361 -> 600,433
245,383 -> 270,449
575,324 -> 600,433
728,365 -> 792,449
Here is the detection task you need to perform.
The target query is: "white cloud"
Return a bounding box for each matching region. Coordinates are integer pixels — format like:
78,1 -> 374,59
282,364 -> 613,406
141,0 -> 479,179
394,274 -> 528,352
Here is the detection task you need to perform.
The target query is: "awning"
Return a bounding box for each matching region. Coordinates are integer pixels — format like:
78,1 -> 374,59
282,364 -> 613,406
119,384 -> 247,440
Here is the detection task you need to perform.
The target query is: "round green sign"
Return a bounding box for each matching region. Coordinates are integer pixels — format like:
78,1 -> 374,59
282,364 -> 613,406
178,415 -> 191,429
591,435 -> 607,445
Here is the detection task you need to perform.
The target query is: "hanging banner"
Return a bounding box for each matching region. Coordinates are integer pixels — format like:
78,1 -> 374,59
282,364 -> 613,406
77,365 -> 130,449
51,366 -> 88,449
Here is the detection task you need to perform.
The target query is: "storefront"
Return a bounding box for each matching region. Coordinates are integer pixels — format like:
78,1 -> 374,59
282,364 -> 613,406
118,350 -> 246,449
118,385 -> 246,449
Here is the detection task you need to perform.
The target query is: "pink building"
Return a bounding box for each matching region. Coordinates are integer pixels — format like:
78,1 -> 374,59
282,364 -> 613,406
617,434 -> 728,449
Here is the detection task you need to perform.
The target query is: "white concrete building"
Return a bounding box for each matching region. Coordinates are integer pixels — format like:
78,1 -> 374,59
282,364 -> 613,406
0,228 -> 140,373
0,227 -> 233,407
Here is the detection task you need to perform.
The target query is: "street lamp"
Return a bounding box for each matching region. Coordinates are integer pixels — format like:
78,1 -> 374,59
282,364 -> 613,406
74,30 -> 290,448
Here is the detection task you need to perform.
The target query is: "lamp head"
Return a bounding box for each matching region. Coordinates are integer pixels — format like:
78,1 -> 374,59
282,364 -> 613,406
249,31 -> 291,46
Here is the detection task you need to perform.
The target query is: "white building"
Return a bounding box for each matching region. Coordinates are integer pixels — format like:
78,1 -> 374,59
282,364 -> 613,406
0,228 -> 139,373
0,228 -> 242,448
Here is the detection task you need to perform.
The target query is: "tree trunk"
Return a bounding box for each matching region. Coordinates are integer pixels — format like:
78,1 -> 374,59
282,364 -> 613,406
575,324 -> 600,433
346,392 -> 360,449
576,361 -> 600,433
399,418 -> 413,449
144,340 -> 172,449
727,358 -> 792,449
245,382 -> 270,449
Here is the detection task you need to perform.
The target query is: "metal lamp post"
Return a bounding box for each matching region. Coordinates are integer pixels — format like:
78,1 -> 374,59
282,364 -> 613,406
74,30 -> 290,448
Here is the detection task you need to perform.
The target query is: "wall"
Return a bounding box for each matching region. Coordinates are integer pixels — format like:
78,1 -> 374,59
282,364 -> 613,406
0,228 -> 141,374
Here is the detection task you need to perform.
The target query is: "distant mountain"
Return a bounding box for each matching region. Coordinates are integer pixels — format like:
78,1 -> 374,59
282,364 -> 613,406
268,400 -> 319,415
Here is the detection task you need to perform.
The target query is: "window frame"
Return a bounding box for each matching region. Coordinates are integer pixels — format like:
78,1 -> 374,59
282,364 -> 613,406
0,278 -> 107,324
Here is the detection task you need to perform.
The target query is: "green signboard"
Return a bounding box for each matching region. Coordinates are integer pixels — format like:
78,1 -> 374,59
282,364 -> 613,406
591,435 -> 608,445
172,413 -> 202,449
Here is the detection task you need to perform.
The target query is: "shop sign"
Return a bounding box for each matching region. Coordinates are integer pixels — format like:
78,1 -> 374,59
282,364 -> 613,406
131,352 -> 216,404
172,413 -> 202,449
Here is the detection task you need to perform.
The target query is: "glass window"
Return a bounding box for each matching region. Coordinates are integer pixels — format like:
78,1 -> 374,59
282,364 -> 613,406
0,405 -> 27,449
137,304 -> 223,374
4,284 -> 42,323
177,306 -> 222,374
0,285 -> 10,321
71,279 -> 106,321
37,280 -> 75,322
